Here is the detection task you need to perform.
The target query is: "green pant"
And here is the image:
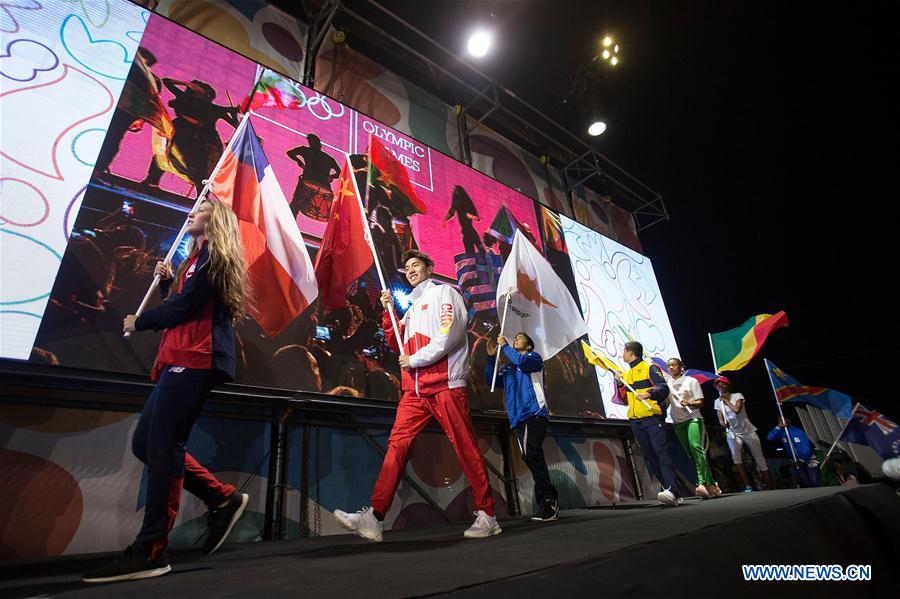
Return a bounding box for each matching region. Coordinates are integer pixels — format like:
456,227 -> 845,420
674,419 -> 715,486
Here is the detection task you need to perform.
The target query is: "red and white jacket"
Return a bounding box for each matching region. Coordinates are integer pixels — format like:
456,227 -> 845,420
382,278 -> 469,395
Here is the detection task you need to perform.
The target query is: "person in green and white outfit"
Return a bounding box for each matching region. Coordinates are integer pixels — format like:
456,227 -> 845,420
665,358 -> 720,498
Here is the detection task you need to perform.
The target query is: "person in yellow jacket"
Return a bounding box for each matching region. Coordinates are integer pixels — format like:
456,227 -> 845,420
615,341 -> 681,506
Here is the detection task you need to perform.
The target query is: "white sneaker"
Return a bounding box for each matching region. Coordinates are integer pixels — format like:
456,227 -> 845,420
657,489 -> 677,507
333,507 -> 383,542
464,510 -> 502,538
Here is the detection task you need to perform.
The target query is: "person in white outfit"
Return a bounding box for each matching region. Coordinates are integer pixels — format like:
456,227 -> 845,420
665,358 -> 720,498
713,377 -> 775,492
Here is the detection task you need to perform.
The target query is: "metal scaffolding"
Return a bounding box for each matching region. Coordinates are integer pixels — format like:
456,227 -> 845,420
300,0 -> 668,233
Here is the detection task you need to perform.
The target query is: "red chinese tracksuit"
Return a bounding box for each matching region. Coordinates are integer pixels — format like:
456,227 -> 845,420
131,244 -> 236,559
371,279 -> 494,517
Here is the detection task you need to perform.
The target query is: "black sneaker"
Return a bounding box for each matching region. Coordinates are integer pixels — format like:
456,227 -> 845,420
203,492 -> 249,555
531,499 -> 559,522
82,546 -> 171,583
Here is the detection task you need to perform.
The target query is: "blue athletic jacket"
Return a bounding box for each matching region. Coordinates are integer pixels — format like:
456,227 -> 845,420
766,425 -> 814,462
485,344 -> 547,428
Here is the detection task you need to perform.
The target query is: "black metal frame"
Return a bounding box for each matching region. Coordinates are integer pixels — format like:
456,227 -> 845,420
313,0 -> 668,232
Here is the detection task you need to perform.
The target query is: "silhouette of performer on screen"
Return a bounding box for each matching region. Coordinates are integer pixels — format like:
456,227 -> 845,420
95,48 -> 166,177
286,134 -> 340,220
443,185 -> 485,255
143,79 -> 238,191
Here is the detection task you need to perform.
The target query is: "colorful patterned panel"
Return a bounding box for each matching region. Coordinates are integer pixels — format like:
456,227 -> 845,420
0,403 -> 269,557
315,30 -> 456,158
459,117 -> 574,218
1,400 -> 639,555
606,201 -> 642,252
513,435 -> 636,517
561,215 -> 680,419
281,423 -> 509,537
571,183 -> 614,238
0,0 -> 147,359
153,0 -> 307,81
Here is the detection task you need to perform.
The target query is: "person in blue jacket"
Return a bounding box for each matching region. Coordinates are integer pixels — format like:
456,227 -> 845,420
767,416 -> 821,488
486,332 -> 559,521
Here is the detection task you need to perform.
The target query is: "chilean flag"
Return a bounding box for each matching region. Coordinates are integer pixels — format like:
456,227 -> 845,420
211,117 -> 318,337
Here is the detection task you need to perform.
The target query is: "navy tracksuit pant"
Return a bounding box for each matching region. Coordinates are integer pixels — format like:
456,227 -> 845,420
630,414 -> 680,496
131,366 -> 234,559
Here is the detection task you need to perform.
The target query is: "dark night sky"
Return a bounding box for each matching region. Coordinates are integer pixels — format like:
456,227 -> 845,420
338,1 -> 896,428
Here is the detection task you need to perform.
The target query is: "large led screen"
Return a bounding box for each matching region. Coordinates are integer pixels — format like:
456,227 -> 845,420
561,215 -> 681,419
2,5 -> 610,418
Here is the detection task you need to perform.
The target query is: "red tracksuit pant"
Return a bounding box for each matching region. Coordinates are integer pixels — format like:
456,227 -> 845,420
371,387 -> 495,516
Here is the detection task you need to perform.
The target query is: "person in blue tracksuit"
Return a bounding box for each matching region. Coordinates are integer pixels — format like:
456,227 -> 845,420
486,332 -> 559,521
767,417 -> 821,488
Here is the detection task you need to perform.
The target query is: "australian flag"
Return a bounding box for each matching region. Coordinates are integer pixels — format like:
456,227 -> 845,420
454,251 -> 503,321
840,403 -> 900,460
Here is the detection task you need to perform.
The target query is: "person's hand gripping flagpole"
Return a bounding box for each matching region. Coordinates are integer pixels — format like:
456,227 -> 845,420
490,292 -> 512,392
580,341 -> 654,411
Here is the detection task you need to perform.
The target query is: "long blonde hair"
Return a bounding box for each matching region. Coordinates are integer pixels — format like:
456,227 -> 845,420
171,199 -> 250,322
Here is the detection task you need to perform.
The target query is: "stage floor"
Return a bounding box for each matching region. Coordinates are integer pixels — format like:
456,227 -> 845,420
2,485 -> 897,598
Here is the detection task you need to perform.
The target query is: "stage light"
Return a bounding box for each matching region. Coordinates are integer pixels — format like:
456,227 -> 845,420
467,30 -> 492,58
599,36 -> 621,66
588,121 -> 607,136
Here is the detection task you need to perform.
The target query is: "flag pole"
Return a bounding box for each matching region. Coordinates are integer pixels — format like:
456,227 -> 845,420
764,359 -> 798,462
621,379 -> 654,412
614,376 -> 649,409
490,292 -> 511,392
707,332 -> 719,374
125,113 -> 251,338
820,402 -> 859,469
345,151 -> 403,346
365,132 -> 374,210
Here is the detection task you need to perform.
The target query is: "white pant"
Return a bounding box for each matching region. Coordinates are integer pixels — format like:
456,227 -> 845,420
726,431 -> 768,471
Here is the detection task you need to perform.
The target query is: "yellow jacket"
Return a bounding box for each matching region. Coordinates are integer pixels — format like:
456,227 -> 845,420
621,360 -> 667,419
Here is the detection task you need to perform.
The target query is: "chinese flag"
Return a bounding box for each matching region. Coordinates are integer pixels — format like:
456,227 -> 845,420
314,159 -> 374,311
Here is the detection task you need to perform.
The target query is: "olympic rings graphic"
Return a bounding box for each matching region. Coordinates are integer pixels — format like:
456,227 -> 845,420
305,92 -> 345,120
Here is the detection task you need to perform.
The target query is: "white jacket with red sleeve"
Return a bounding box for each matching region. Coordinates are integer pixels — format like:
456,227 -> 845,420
381,278 -> 469,395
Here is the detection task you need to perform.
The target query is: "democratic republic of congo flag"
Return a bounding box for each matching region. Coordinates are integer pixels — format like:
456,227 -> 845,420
764,359 -> 852,418
709,311 -> 788,372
